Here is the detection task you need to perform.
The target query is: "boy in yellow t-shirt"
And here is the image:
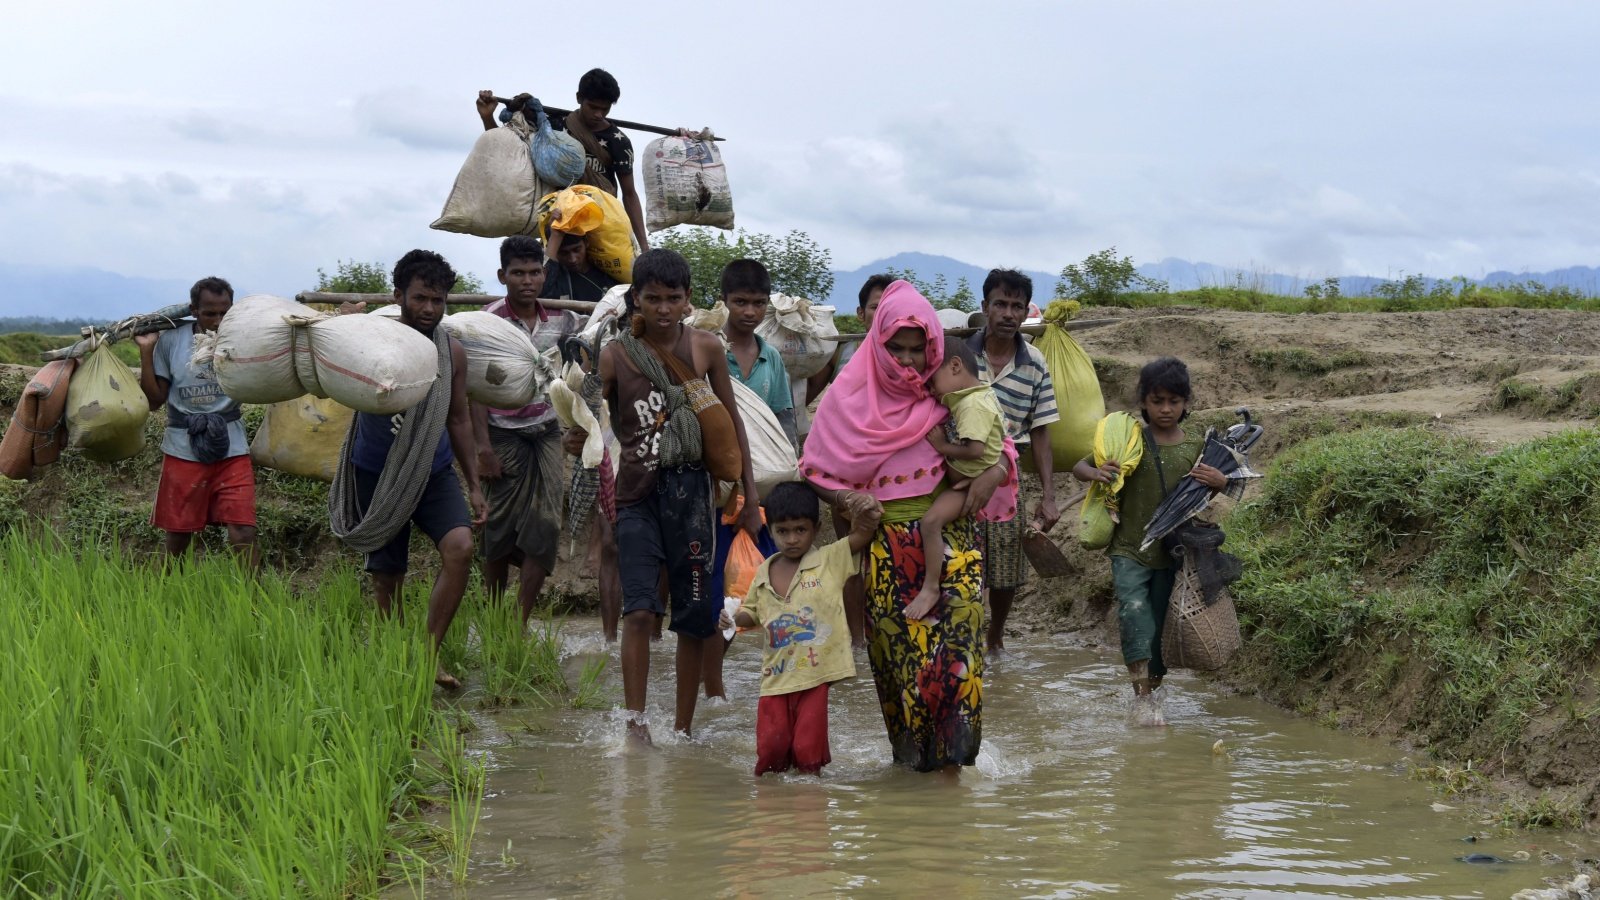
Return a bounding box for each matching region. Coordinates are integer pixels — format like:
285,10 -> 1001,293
722,482 -> 882,775
904,339 -> 1007,622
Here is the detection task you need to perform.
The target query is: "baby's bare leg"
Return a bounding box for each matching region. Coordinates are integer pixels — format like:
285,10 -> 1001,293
907,490 -> 967,620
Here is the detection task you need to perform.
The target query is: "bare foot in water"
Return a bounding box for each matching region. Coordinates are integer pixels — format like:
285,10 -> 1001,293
435,668 -> 462,691
1133,692 -> 1166,727
903,587 -> 940,623
627,719 -> 654,746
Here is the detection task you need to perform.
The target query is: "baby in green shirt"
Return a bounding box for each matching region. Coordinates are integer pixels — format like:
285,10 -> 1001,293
905,339 -> 1007,622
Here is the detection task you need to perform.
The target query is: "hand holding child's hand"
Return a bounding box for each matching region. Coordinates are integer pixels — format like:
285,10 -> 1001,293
856,496 -> 884,528
842,491 -> 882,525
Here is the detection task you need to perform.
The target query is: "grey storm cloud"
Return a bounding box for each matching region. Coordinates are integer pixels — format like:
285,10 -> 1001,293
0,0 -> 1596,299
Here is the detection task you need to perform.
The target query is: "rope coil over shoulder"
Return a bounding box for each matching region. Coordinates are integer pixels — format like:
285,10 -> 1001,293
328,328 -> 454,553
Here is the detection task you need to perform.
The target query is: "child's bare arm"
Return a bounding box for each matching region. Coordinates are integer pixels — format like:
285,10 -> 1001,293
720,607 -> 761,631
844,493 -> 883,555
1073,456 -> 1119,483
942,437 -> 989,462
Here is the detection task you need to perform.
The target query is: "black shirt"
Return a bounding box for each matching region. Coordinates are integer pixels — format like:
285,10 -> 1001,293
552,114 -> 634,191
541,262 -> 619,303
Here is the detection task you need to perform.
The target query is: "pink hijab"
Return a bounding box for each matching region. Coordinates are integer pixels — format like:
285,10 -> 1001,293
802,281 -> 1019,518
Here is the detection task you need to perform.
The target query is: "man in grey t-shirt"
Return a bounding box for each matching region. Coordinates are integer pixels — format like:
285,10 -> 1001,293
135,277 -> 259,568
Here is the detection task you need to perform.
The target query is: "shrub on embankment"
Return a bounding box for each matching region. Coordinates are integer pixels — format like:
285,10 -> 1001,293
1227,426 -> 1600,822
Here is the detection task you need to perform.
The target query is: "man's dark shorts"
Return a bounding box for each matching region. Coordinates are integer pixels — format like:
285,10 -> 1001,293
615,464 -> 716,638
355,465 -> 471,574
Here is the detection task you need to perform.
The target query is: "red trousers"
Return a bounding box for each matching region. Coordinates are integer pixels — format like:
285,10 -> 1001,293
755,683 -> 831,775
152,454 -> 257,533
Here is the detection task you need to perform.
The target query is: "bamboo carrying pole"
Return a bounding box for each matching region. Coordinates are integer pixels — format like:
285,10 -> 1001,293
492,96 -> 725,141
294,292 -> 598,314
821,319 -> 1120,343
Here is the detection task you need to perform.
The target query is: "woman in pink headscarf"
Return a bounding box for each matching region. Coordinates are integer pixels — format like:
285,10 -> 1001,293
801,281 -> 1015,771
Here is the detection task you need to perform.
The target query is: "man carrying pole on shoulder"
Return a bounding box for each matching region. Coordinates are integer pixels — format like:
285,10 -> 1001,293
330,250 -> 487,690
136,276 -> 260,570
473,236 -> 581,625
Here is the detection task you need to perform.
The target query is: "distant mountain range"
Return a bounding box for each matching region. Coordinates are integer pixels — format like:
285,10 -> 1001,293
2,257 -> 1597,326
825,254 -> 1600,308
0,264 -> 199,323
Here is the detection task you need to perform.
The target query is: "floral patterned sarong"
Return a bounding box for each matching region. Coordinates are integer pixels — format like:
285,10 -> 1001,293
864,519 -> 985,771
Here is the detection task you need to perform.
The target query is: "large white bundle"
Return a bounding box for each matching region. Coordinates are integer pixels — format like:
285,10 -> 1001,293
430,112 -> 554,238
440,310 -> 553,408
756,294 -> 837,380
210,294 -> 304,402
577,283 -> 630,348
729,378 -> 800,495
548,379 -> 604,467
641,135 -> 734,232
208,295 -> 438,415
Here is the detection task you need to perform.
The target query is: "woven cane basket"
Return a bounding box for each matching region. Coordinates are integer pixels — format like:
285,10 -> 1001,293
1161,561 -> 1242,670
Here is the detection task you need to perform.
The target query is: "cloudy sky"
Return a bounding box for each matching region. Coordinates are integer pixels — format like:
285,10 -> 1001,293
2,0 -> 1597,298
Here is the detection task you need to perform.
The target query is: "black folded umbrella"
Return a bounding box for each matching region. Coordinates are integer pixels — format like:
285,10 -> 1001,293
1140,410 -> 1264,553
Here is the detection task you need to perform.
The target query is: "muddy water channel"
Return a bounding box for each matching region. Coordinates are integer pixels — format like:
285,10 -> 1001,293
447,624 -> 1596,898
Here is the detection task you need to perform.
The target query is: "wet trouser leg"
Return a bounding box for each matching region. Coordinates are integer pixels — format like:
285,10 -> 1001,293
1111,556 -> 1176,680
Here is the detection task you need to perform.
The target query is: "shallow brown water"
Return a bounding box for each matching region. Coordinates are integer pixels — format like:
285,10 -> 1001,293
439,623 -> 1596,898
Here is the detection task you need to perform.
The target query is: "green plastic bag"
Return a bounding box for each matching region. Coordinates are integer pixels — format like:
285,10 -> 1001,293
66,341 -> 149,462
1028,301 -> 1105,474
1079,412 -> 1143,550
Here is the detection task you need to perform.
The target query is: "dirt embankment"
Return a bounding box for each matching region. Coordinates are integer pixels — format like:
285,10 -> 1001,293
1008,306 -> 1600,830
1005,306 -> 1600,633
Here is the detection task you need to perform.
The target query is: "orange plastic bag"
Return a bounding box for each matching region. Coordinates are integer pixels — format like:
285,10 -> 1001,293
721,495 -> 767,602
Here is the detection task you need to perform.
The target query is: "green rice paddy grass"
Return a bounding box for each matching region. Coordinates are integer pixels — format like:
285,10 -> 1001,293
0,532 -> 584,897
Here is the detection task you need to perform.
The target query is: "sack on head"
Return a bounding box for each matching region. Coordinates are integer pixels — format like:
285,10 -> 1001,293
535,185 -> 636,284
755,294 -> 837,380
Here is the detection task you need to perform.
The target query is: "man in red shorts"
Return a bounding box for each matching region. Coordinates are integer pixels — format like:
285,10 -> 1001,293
135,276 -> 259,568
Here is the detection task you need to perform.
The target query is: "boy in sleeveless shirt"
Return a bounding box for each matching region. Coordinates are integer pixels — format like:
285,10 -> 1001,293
568,249 -> 763,743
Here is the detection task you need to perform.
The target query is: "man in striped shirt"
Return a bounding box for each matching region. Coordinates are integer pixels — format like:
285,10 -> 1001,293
965,269 -> 1062,656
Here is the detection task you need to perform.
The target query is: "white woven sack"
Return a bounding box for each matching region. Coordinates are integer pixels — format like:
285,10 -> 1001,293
756,294 -> 837,380
209,294 -> 309,403
577,283 -> 630,347
729,378 -> 799,495
641,135 -> 734,232
430,112 -> 553,238
291,313 -> 438,415
207,295 -> 438,414
440,310 -> 552,408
